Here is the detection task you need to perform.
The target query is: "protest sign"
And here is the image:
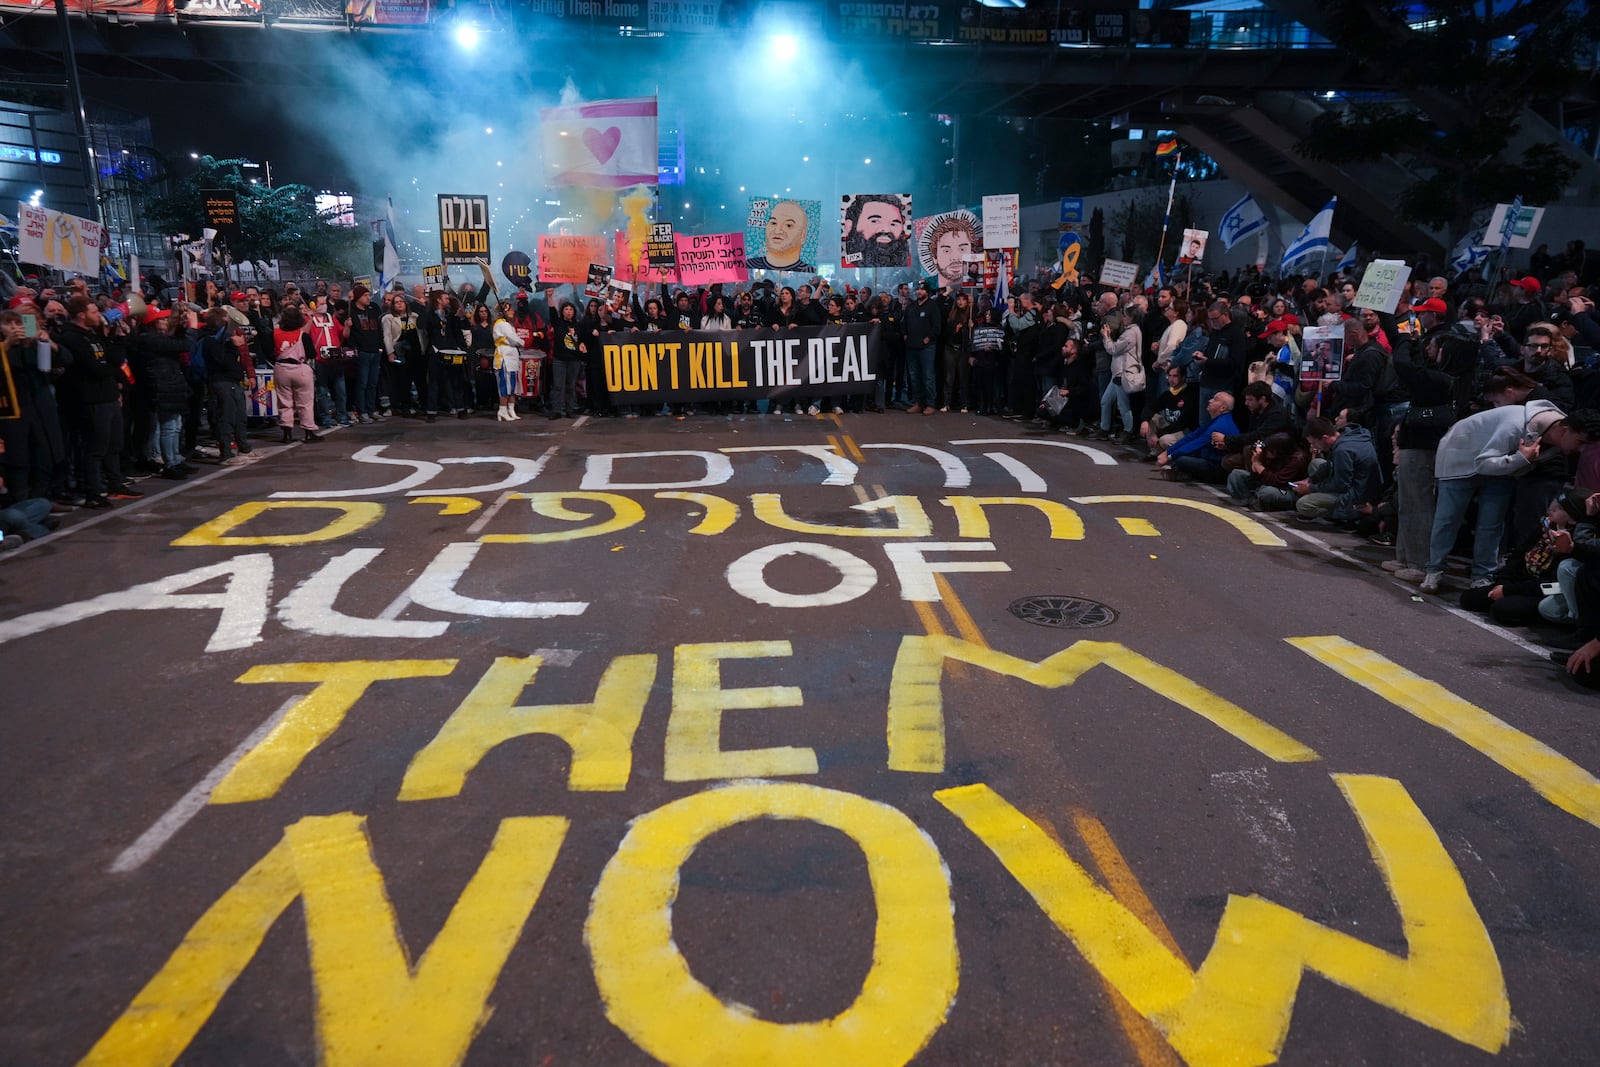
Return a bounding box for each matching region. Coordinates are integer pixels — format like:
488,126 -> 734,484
0,341 -> 18,419
746,198 -> 820,273
423,264 -> 446,288
501,250 -> 533,289
614,232 -> 678,284
437,194 -> 491,265
840,193 -> 913,268
18,205 -> 103,275
1486,202 -> 1545,250
599,322 -> 879,404
914,210 -> 983,287
647,223 -> 677,270
1099,258 -> 1140,289
586,263 -> 614,299
981,194 -> 1020,249
1300,326 -> 1344,386
200,190 -> 240,239
674,232 -> 748,285
1180,228 -> 1209,263
1353,259 -> 1409,313
538,235 -> 607,284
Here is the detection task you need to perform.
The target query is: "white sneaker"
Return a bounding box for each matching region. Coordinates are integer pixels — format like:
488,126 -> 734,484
1394,567 -> 1426,583
1420,571 -> 1443,593
832,406 -> 844,414
807,403 -> 820,416
1380,560 -> 1403,573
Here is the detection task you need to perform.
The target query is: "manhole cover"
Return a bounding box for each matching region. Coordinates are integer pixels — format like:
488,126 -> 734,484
1008,595 -> 1118,629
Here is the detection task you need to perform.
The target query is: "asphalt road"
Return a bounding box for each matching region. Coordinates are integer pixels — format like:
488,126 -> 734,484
4,409 -> 1600,1067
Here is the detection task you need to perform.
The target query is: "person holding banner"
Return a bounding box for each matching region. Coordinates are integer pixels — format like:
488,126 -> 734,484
491,303 -> 522,422
424,293 -> 471,422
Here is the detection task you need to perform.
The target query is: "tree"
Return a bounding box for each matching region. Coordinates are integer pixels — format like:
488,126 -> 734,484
144,157 -> 368,279
1297,0 -> 1599,237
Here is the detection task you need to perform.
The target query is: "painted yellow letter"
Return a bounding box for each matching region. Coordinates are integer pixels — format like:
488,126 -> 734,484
1291,635 -> 1600,831
398,653 -> 659,798
940,496 -> 1085,540
886,634 -> 1316,773
211,660 -> 458,804
586,782 -> 957,1067
172,500 -> 385,547
479,491 -> 645,544
664,641 -> 815,781
936,776 -> 1508,1066
79,814 -> 567,1067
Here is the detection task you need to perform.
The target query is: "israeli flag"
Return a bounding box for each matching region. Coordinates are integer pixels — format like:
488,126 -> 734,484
1498,195 -> 1523,254
1450,225 -> 1491,274
1279,198 -> 1337,273
1216,193 -> 1269,252
1336,243 -> 1358,273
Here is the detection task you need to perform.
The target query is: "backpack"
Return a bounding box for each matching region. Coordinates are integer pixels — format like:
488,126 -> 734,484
186,333 -> 210,384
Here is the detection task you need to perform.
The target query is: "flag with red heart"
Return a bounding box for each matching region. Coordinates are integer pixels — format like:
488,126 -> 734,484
540,96 -> 659,188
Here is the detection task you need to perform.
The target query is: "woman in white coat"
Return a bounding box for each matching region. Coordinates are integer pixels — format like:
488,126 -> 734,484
492,302 -> 523,421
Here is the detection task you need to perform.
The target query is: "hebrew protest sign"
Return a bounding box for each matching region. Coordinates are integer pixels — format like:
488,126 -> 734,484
673,232 -> 748,285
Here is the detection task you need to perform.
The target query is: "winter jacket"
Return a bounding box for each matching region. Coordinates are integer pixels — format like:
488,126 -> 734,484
1197,319 -> 1247,393
132,330 -> 192,416
1219,397 -> 1293,453
1168,412 -> 1239,463
1434,399 -> 1565,481
56,323 -> 125,406
1141,384 -> 1200,434
904,297 -> 943,349
1309,424 -> 1381,521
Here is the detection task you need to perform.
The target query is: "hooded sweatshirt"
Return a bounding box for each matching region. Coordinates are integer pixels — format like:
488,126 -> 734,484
1309,423 -> 1380,520
1433,399 -> 1565,481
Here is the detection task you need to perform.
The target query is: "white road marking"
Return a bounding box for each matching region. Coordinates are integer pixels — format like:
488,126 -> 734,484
949,437 -> 1117,466
982,452 -> 1047,493
859,443 -> 972,488
464,490 -> 518,537
108,696 -> 300,874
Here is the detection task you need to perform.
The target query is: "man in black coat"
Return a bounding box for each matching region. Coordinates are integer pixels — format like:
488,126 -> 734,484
55,295 -> 134,507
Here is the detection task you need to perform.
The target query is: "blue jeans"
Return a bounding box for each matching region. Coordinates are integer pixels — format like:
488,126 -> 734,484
356,350 -> 383,415
907,345 -> 936,407
153,412 -> 182,467
0,496 -> 52,539
1427,475 -> 1516,579
1100,380 -> 1134,433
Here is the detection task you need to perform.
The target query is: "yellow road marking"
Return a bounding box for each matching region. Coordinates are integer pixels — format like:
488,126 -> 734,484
1071,809 -> 1188,964
1290,635 -> 1600,830
1116,517 -> 1160,537
839,433 -> 867,463
1020,810 -> 1183,1067
932,575 -> 989,647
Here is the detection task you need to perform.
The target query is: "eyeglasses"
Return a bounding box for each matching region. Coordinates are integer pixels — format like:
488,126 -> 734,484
1526,341 -> 1553,350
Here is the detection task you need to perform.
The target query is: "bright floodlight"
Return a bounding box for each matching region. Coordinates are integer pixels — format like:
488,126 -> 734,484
769,33 -> 799,62
454,22 -> 481,50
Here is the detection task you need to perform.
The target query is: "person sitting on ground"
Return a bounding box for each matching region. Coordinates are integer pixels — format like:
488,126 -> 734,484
1138,364 -> 1199,456
1157,391 -> 1238,483
1291,413 -> 1381,523
1225,430 -> 1311,511
1216,381 -> 1292,457
1460,489 -> 1587,628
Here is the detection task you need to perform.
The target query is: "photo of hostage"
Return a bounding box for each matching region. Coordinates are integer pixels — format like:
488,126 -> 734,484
841,193 -> 912,269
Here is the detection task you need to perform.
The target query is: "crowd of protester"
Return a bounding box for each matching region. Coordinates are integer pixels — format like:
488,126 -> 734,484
6,240 -> 1600,684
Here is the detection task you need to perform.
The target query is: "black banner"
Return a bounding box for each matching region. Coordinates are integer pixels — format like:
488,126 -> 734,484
438,193 -> 491,266
597,323 -> 880,403
201,189 -> 240,239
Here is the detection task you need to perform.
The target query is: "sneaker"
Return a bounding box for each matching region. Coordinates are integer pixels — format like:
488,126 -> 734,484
832,405 -> 844,414
1469,577 -> 1495,590
1368,531 -> 1396,547
1419,571 -> 1443,593
807,403 -> 820,416
107,489 -> 144,501
81,495 -> 112,509
1380,560 -> 1403,573
1393,567 -> 1426,583
0,533 -> 24,553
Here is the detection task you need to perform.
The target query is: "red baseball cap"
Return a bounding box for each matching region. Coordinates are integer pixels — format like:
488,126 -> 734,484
142,307 -> 172,325
1507,277 -> 1542,293
1412,297 -> 1448,314
1259,317 -> 1294,338
230,290 -> 248,302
